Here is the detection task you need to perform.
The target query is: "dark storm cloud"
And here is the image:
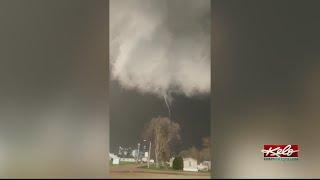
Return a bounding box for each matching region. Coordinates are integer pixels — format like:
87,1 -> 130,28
110,81 -> 210,153
110,0 -> 210,100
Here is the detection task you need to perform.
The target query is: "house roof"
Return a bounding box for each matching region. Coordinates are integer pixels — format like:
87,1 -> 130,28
183,157 -> 197,161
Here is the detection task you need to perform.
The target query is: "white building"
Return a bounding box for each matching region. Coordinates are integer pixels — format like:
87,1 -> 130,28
198,161 -> 211,171
120,157 -> 136,163
183,158 -> 198,172
109,153 -> 120,165
141,157 -> 148,162
144,152 -> 149,158
201,161 -> 211,171
109,153 -> 137,164
169,157 -> 175,167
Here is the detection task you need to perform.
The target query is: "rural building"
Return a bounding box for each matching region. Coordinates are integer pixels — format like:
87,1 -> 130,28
183,158 -> 198,172
120,158 -> 136,163
198,161 -> 211,171
169,157 -> 175,167
109,153 -> 120,165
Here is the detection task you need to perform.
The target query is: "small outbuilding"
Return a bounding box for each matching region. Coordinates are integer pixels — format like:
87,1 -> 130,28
183,157 -> 198,172
109,153 -> 120,165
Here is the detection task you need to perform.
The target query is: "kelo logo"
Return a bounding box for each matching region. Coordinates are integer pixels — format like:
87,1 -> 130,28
261,145 -> 299,161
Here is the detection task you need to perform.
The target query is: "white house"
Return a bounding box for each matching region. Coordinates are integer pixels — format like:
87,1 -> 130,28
183,158 -> 198,172
169,157 -> 175,167
112,158 -> 120,165
141,157 -> 148,162
120,158 -> 136,163
198,161 -> 211,171
203,161 -> 211,170
144,152 -> 149,158
109,153 -> 120,165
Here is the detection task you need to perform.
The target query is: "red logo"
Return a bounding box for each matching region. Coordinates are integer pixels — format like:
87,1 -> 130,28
261,145 -> 299,160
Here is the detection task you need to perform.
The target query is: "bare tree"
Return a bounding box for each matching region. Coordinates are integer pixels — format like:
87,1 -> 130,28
142,117 -> 180,167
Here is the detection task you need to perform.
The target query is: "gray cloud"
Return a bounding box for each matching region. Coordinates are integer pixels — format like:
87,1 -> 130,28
110,0 -> 210,100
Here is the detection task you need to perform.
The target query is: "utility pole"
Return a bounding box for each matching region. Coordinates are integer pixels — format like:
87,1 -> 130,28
137,143 -> 140,163
144,139 -> 152,168
147,140 -> 152,168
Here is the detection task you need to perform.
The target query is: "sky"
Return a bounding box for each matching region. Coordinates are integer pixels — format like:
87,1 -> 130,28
110,0 -> 211,154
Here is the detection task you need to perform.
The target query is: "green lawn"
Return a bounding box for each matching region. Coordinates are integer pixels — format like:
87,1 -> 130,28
138,164 -> 181,172
138,164 -> 210,174
111,161 -> 136,166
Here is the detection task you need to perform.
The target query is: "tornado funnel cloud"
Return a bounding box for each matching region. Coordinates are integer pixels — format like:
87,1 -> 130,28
163,94 -> 171,118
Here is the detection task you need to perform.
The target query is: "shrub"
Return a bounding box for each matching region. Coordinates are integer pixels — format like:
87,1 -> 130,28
172,156 -> 183,170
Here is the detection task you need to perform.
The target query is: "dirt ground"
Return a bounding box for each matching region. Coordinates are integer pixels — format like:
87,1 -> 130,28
110,163 -> 211,179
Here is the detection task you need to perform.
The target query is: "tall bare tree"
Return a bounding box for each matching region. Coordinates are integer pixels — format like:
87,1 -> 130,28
142,117 -> 180,167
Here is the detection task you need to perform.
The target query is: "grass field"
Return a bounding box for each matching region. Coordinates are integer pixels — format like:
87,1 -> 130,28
110,163 -> 211,179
